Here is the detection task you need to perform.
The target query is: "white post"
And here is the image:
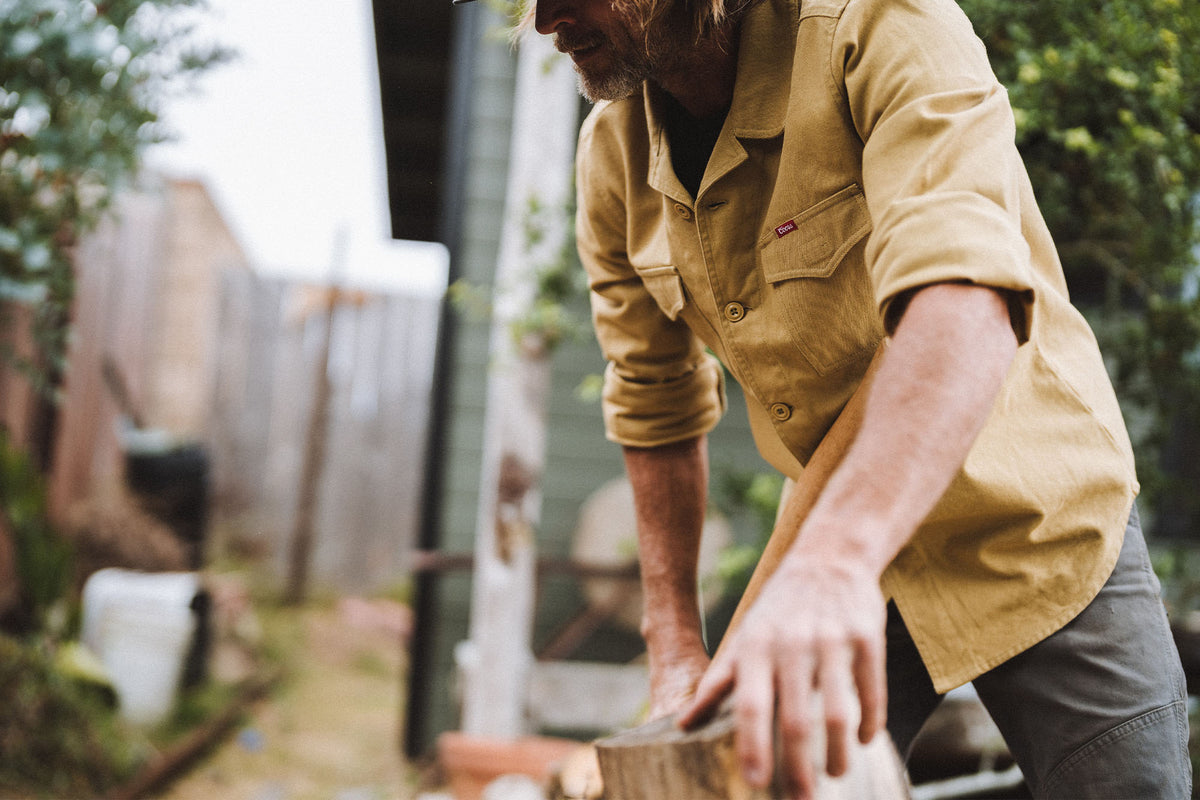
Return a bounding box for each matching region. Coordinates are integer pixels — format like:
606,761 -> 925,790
457,32 -> 581,738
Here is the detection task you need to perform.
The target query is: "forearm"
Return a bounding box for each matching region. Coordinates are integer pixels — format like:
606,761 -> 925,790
623,434 -> 709,655
786,283 -> 1018,577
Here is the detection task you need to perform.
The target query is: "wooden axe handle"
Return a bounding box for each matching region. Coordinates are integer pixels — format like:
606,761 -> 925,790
715,343 -> 886,658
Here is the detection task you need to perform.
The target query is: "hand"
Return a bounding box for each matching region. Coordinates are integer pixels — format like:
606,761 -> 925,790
676,556 -> 887,800
647,643 -> 710,721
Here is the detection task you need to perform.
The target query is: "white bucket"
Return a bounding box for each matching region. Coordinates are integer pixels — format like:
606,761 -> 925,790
81,568 -> 199,726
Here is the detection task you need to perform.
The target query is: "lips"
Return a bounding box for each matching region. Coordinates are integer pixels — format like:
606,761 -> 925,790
556,32 -> 604,62
569,43 -> 602,64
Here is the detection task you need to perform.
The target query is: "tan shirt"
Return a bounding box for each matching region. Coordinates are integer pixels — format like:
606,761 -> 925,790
575,0 -> 1140,691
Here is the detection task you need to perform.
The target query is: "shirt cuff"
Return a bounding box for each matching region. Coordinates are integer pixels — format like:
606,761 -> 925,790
601,354 -> 726,447
871,195 -> 1036,344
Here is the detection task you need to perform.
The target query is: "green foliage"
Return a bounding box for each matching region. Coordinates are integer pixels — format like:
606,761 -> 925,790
958,0 -> 1200,530
0,634 -> 145,798
482,0 -> 532,41
509,192 -> 590,354
964,0 -> 1199,276
0,0 -> 232,394
0,430 -> 73,635
709,469 -> 784,601
449,191 -> 590,358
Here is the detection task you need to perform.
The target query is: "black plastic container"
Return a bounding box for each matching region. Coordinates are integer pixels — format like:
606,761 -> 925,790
124,443 -> 210,571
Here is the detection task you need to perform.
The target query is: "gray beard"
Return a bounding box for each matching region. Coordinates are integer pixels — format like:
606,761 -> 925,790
574,53 -> 651,103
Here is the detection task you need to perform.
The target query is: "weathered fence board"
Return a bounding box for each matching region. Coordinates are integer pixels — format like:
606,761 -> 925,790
209,269 -> 440,592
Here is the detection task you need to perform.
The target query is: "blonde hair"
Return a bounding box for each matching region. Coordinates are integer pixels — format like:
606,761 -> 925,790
615,0 -> 750,38
517,0 -> 757,41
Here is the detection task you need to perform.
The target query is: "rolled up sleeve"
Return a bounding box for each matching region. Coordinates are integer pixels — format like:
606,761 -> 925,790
838,0 -> 1037,342
576,113 -> 726,448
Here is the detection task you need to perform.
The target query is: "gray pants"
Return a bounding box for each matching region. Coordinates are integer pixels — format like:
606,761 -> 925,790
887,506 -> 1192,798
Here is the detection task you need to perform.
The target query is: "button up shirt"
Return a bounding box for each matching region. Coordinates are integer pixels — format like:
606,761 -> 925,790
574,0 -> 1139,691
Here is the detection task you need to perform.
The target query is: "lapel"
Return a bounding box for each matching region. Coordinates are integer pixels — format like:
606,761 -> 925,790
643,0 -> 798,201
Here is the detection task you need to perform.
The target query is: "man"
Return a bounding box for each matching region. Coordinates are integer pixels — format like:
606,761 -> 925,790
455,0 -> 1192,796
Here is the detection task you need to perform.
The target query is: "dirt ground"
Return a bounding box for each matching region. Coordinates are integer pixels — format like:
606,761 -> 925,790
162,598 -> 425,800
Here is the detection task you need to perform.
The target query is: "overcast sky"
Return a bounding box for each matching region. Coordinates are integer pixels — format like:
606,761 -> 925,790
145,0 -> 448,296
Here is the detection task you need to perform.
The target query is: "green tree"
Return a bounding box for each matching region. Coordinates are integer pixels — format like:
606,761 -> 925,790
1,0 -> 231,432
960,0 -> 1200,536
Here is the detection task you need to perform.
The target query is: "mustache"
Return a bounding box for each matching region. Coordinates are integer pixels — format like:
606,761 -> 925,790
554,30 -> 605,54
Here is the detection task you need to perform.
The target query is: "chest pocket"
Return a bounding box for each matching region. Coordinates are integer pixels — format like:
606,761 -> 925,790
635,265 -> 687,321
758,184 -> 883,374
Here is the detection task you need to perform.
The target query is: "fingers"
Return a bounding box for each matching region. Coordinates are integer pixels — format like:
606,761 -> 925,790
732,645 -> 776,788
680,599 -> 890,799
676,656 -> 734,729
816,643 -> 854,778
648,652 -> 711,721
853,630 -> 887,744
757,631 -> 881,798
776,650 -> 817,799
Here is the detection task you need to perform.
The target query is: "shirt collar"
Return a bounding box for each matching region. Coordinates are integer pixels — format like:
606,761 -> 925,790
641,0 -> 797,198
726,0 -> 798,139
642,0 -> 797,142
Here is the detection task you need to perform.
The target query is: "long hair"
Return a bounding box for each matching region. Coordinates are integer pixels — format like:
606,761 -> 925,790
518,0 -> 760,41
614,0 -> 757,38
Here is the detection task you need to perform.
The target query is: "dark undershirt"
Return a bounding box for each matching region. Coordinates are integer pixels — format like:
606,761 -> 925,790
661,92 -> 729,199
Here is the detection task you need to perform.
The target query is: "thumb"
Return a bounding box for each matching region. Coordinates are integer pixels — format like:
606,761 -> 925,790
676,657 -> 734,730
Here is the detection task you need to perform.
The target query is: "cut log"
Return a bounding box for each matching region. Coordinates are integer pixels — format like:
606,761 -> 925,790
595,705 -> 909,800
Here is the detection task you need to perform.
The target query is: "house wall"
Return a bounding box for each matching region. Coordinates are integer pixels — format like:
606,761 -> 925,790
415,3 -> 519,751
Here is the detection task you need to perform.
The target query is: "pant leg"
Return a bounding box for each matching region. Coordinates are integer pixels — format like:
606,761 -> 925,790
972,505 -> 1191,799
885,599 -> 944,760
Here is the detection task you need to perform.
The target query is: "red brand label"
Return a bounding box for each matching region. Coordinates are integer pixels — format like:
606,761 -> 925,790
775,220 -> 797,238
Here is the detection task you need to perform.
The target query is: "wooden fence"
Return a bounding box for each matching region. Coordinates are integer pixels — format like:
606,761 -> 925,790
209,268 -> 441,593
2,179 -> 441,596
0,188 -> 171,519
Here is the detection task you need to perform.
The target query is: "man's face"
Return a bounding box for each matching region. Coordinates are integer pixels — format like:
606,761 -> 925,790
534,0 -> 686,101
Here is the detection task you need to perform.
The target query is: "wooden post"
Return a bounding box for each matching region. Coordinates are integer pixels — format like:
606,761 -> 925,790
283,232 -> 347,606
457,31 -> 580,737
595,705 -> 909,800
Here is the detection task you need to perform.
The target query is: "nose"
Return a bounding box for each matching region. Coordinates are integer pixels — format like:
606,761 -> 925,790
534,0 -> 577,35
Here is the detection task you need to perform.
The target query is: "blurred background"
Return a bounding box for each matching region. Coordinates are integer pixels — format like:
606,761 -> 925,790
2,0 -> 1199,798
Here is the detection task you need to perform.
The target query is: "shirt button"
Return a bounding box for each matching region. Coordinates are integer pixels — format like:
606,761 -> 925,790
769,402 -> 792,422
723,302 -> 746,322
673,203 -> 693,221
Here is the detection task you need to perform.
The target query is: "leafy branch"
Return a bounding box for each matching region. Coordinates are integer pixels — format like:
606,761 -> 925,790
450,191 -> 590,359
1,0 -> 234,398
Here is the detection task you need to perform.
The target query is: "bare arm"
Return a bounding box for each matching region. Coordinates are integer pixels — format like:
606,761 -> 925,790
680,282 -> 1019,797
623,434 -> 712,719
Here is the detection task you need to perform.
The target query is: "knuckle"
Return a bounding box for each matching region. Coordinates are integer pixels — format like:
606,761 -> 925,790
824,710 -> 849,736
780,629 -> 816,654
734,696 -> 766,727
852,629 -> 881,654
779,711 -> 811,741
742,630 -> 775,653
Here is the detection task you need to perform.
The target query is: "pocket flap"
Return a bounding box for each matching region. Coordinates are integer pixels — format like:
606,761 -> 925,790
760,185 -> 872,283
637,265 -> 687,320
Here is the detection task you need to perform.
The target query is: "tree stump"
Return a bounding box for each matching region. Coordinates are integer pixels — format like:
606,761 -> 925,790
594,706 -> 909,800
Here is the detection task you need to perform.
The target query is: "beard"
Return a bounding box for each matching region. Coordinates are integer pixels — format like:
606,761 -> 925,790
554,29 -> 651,102
576,52 -> 651,102
554,10 -> 691,102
